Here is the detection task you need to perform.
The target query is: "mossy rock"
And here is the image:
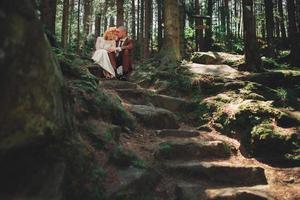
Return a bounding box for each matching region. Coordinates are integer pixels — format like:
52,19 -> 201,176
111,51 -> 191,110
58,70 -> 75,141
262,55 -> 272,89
251,122 -> 300,163
191,52 -> 218,64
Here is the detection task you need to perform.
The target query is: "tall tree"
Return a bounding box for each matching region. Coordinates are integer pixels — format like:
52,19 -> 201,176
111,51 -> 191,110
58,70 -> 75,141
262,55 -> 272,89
69,0 -> 75,45
131,0 -> 136,38
144,0 -> 152,57
76,0 -> 81,53
161,0 -> 182,60
117,0 -> 124,26
278,0 -> 287,41
83,0 -> 92,44
205,0 -> 213,50
242,0 -> 262,71
61,0 -> 70,48
264,0 -> 276,57
287,0 -> 300,66
40,0 -> 57,35
157,0 -> 163,50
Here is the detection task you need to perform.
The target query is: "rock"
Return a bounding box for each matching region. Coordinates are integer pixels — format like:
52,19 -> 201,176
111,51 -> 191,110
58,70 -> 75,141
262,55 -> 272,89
188,63 -> 239,77
164,161 -> 267,186
101,80 -> 138,90
191,52 -> 218,64
155,141 -> 231,160
115,88 -> 195,113
205,185 -> 274,200
108,168 -> 161,199
156,129 -> 200,138
129,105 -> 179,129
197,125 -> 212,132
175,183 -> 204,200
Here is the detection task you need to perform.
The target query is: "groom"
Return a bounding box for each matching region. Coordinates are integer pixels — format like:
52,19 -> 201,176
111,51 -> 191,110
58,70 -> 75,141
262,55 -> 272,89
108,26 -> 134,80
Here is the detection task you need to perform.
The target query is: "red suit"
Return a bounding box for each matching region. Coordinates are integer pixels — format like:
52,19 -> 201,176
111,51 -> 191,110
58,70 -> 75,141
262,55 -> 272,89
108,38 -> 134,75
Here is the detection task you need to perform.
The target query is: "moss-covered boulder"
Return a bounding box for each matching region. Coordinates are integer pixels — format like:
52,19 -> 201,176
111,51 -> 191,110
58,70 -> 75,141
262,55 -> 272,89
191,52 -> 218,64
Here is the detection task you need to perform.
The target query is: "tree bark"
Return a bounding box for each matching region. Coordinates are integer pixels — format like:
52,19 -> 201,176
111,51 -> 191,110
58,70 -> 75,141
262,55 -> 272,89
264,0 -> 276,57
83,0 -> 92,46
117,0 -> 124,26
131,0 -> 136,38
69,0 -> 75,45
40,0 -> 57,35
157,0 -> 163,50
62,0 -> 70,48
95,14 -> 101,37
76,0 -> 81,53
205,0 -> 213,50
161,0 -> 182,60
144,0 -> 152,57
278,0 -> 287,41
242,0 -> 262,71
287,0 -> 300,66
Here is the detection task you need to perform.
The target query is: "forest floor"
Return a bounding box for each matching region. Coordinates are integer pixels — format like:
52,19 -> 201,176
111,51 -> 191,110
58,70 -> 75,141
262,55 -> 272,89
61,50 -> 300,200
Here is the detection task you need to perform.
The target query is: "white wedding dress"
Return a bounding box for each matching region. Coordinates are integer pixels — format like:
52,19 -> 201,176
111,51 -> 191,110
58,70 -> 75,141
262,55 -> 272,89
92,37 -> 116,77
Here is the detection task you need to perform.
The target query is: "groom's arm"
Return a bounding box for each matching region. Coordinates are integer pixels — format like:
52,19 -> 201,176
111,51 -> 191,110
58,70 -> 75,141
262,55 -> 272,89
121,39 -> 134,51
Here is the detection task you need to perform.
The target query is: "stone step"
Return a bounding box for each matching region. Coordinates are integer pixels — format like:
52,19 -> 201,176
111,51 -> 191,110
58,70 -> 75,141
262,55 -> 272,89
156,129 -> 200,138
205,185 -> 275,200
155,141 -> 231,160
115,88 -> 196,113
129,105 -> 180,129
163,161 -> 267,187
175,182 -> 204,200
101,80 -> 139,90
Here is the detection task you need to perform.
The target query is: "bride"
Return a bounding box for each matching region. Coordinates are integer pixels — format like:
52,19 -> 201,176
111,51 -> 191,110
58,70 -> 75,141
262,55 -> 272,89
92,27 -> 117,78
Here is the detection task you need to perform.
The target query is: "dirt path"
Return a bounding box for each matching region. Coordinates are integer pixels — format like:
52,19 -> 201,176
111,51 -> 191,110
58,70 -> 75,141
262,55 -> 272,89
101,79 -> 300,200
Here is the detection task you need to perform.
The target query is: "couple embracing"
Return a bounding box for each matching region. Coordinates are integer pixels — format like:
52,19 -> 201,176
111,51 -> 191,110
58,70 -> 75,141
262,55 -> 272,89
92,26 -> 133,80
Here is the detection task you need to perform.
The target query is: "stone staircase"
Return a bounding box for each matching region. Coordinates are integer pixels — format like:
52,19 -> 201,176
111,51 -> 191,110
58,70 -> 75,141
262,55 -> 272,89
101,79 -> 276,200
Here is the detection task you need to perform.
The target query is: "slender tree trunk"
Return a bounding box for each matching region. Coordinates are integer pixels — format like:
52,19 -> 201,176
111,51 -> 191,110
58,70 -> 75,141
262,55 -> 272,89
157,0 -> 163,50
117,0 -> 124,26
95,14 -> 101,37
131,0 -> 136,38
137,0 -> 140,41
161,0 -> 182,60
83,0 -> 92,46
242,0 -> 262,71
104,0 -> 109,30
264,0 -> 275,57
76,0 -> 81,53
205,0 -> 213,50
139,0 -> 145,45
287,0 -> 300,66
144,0 -> 152,57
62,0 -> 70,48
69,0 -> 75,45
225,0 -> 232,48
278,0 -> 287,41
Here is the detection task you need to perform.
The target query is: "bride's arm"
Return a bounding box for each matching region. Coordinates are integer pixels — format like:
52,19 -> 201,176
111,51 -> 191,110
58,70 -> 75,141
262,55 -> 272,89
95,37 -> 105,50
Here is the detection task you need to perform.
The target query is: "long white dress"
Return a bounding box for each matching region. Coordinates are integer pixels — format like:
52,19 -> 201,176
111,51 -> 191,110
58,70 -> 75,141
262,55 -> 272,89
92,37 -> 116,77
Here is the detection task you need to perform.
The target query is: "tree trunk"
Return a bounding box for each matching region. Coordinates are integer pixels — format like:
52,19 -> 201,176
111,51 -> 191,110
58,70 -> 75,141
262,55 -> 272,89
264,0 -> 276,57
225,0 -> 232,48
83,0 -> 92,47
40,0 -> 57,35
161,0 -> 182,60
278,0 -> 287,41
62,0 -> 70,48
137,0 -> 140,41
131,0 -> 136,38
95,14 -> 101,37
69,0 -> 75,45
117,0 -> 124,26
76,0 -> 81,53
242,0 -> 262,71
205,0 -> 213,50
144,0 -> 151,57
157,0 -> 163,50
195,0 -> 201,51
287,0 -> 300,66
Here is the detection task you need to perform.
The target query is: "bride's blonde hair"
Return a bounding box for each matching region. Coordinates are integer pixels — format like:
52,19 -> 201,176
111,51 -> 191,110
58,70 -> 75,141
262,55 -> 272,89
104,27 -> 117,40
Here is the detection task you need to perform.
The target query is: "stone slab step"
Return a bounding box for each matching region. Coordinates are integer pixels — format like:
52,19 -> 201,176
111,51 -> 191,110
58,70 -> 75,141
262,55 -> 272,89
101,80 -> 139,90
129,105 -> 179,129
175,182 -> 204,200
115,88 -> 196,113
155,141 -> 231,160
163,161 -> 267,187
205,185 -> 275,200
156,129 -> 200,138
